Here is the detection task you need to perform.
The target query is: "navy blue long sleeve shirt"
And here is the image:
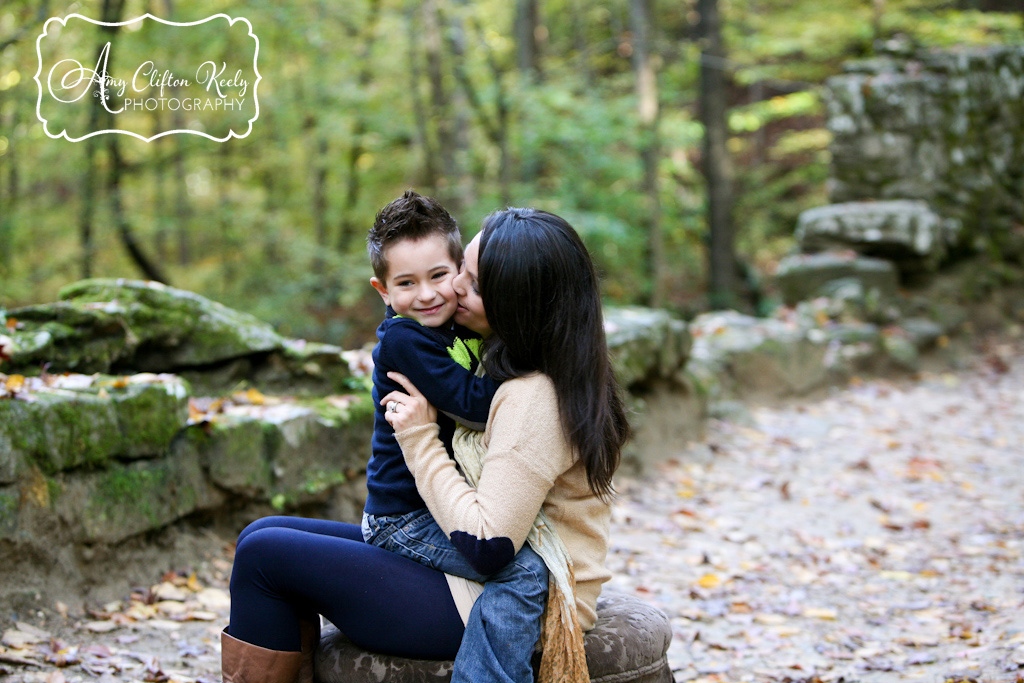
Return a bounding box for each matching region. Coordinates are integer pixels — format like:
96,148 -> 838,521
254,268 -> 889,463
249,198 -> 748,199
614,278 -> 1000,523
364,308 -> 501,516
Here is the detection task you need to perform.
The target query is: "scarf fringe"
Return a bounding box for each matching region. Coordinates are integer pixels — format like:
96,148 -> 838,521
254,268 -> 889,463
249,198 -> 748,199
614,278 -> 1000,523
538,565 -> 590,683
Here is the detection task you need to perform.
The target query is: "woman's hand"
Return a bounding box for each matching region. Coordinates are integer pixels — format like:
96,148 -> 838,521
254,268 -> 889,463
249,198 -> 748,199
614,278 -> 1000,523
380,372 -> 437,432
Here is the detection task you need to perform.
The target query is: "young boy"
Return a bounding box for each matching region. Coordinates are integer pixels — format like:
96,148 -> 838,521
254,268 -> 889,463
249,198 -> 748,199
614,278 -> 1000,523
363,191 -> 548,683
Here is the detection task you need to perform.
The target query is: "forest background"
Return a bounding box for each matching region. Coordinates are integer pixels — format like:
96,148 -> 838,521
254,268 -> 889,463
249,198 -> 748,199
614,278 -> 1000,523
1,0 -> 1022,349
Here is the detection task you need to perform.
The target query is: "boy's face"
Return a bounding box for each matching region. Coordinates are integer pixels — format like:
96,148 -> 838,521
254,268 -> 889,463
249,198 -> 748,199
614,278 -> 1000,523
371,234 -> 458,327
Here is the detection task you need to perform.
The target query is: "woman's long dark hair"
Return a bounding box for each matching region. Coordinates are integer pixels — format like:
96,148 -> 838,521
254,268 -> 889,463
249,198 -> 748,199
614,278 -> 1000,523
478,208 -> 631,500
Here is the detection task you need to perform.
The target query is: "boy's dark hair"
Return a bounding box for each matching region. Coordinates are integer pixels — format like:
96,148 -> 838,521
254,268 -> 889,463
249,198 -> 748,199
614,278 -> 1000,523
367,190 -> 463,281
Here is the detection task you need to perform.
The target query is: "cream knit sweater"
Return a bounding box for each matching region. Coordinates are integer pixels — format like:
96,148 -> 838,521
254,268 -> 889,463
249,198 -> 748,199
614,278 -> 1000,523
394,372 -> 611,630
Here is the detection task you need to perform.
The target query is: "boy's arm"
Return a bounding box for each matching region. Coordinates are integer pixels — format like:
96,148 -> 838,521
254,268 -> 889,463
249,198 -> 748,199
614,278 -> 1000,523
379,322 -> 500,427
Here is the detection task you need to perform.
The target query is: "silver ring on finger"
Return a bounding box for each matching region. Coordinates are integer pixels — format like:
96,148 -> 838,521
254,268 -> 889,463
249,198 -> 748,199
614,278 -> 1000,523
387,400 -> 399,413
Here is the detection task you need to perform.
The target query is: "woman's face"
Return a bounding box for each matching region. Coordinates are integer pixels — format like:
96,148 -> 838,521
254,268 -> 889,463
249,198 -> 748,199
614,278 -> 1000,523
453,234 -> 491,337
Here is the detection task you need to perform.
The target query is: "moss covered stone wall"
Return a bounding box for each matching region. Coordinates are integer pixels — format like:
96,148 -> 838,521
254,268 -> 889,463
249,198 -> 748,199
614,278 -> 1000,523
825,46 -> 1024,260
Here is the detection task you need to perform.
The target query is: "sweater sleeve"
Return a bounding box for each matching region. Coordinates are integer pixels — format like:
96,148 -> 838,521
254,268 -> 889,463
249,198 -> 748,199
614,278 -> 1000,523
394,375 -> 574,576
380,322 -> 500,427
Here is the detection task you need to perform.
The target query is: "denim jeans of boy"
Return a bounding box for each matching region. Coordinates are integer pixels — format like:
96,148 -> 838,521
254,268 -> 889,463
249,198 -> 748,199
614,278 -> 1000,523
363,508 -> 548,683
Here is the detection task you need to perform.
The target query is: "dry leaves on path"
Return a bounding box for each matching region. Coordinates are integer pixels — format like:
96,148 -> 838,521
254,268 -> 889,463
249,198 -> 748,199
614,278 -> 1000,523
609,340 -> 1024,683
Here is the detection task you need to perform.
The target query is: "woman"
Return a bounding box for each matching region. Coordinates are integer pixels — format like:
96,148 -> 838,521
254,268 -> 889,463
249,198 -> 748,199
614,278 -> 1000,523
223,208 -> 629,683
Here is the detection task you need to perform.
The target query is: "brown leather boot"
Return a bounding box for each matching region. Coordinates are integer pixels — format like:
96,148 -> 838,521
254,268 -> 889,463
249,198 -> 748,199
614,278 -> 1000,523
221,628 -> 303,683
297,619 -> 320,683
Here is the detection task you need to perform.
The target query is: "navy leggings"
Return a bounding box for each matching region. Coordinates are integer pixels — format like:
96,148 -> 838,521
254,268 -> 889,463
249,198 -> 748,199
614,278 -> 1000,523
228,516 -> 465,659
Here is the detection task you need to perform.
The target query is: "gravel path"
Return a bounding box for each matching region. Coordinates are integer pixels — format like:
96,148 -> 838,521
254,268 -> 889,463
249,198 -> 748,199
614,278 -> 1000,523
3,337 -> 1022,683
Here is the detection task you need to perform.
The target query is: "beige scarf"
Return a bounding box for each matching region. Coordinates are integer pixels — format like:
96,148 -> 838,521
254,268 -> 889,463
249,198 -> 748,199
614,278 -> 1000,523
452,425 -> 589,683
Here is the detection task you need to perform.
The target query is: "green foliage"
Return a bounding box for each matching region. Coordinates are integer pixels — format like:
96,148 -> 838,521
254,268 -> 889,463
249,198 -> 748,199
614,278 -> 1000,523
0,0 -> 1020,330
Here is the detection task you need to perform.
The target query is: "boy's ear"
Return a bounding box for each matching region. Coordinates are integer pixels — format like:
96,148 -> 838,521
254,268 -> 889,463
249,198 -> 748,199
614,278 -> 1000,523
370,277 -> 390,306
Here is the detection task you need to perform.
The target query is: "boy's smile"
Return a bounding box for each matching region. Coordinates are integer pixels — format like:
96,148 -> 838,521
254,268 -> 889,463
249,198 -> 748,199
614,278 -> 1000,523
371,235 -> 458,327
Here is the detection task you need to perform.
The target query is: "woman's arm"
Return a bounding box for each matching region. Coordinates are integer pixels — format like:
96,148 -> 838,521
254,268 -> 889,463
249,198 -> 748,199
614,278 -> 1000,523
384,373 -> 573,576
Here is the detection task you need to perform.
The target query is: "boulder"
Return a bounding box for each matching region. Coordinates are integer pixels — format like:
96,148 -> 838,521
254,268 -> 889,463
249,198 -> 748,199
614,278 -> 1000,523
4,279 -> 284,373
314,590 -> 673,683
52,443 -> 224,545
605,307 -> 691,388
3,279 -> 359,395
774,251 -> 899,306
181,394 -> 375,509
0,373 -> 189,479
880,329 -> 920,372
795,201 -> 960,274
688,311 -> 829,401
821,322 -> 884,377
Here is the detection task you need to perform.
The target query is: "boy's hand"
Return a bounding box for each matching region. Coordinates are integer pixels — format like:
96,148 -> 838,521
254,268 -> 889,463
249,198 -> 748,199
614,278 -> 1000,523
381,372 -> 437,432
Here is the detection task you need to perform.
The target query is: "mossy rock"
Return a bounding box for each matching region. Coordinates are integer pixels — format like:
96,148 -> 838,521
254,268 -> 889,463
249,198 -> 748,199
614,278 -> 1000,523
4,280 -> 359,395
178,339 -> 358,396
183,394 -> 375,509
0,374 -> 189,478
689,311 -> 829,400
796,201 -> 960,274
54,446 -> 223,544
0,487 -> 18,541
261,397 -> 374,508
774,251 -> 899,306
900,317 -> 945,350
186,417 -> 272,497
881,331 -> 920,372
605,307 -> 691,389
5,279 -> 285,374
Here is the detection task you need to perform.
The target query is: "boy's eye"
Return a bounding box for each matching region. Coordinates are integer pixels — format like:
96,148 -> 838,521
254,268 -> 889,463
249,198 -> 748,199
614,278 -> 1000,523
397,280 -> 414,287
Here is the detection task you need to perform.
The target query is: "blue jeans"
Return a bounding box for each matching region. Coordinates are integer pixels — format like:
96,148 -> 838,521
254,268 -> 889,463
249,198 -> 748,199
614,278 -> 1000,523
363,508 -> 548,683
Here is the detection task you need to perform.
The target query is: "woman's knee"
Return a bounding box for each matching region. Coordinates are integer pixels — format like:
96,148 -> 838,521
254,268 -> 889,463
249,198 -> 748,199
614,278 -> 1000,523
230,526 -> 291,594
236,515 -> 293,545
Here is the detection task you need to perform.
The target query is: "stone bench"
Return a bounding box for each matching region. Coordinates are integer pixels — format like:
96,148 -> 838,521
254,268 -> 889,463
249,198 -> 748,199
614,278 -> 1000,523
314,590 -> 674,683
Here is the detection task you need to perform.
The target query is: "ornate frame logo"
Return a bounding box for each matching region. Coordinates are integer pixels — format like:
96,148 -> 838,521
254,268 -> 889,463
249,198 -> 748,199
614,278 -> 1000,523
34,13 -> 261,142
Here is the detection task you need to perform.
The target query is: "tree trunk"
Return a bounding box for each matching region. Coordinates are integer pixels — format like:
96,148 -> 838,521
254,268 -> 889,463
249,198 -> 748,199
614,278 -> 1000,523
218,143 -> 237,290
872,0 -> 886,46
164,0 -> 191,266
446,13 -> 511,206
99,0 -> 169,284
570,0 -> 594,87
698,0 -> 737,309
338,0 -> 383,251
152,109 -> 169,264
78,0 -> 121,281
311,133 -> 329,273
423,0 -> 460,213
0,93 -> 16,276
447,7 -> 475,211
171,134 -> 191,266
259,111 -> 282,266
515,0 -> 541,82
407,3 -> 439,195
107,136 -> 169,283
630,0 -> 665,307
79,134 -> 97,280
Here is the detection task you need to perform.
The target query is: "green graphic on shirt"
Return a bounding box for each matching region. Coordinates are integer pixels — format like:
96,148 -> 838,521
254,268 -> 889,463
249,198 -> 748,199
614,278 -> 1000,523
448,337 -> 482,370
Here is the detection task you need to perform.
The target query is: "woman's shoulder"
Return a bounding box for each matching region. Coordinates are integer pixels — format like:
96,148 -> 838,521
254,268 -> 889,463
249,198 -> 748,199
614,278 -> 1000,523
489,373 -> 573,469
494,372 -> 556,404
